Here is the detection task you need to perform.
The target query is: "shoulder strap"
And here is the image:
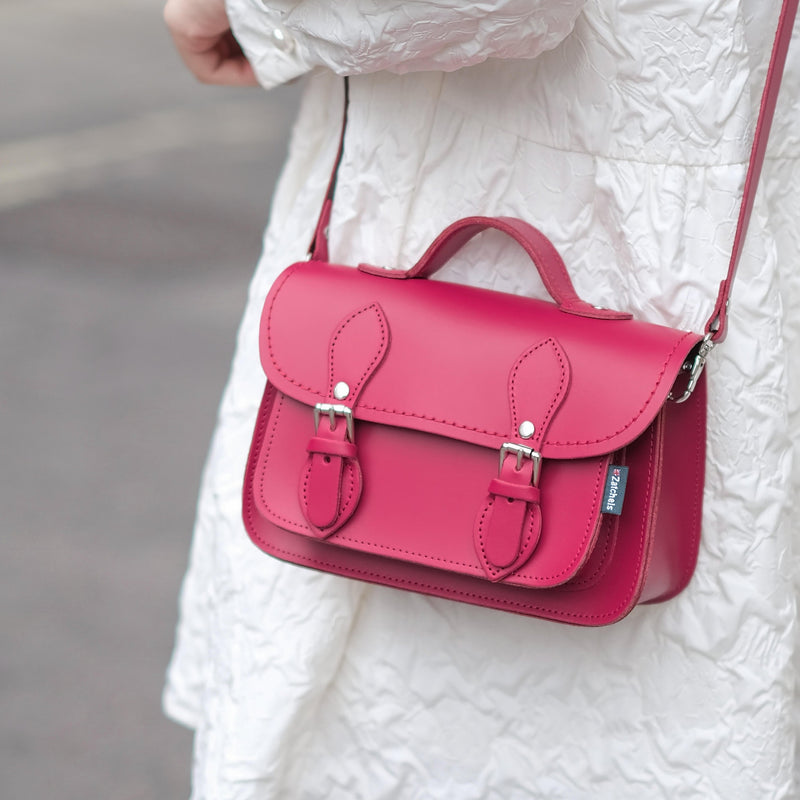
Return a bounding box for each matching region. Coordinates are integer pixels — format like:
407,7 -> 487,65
706,0 -> 797,342
310,2 -> 798,344
308,77 -> 349,262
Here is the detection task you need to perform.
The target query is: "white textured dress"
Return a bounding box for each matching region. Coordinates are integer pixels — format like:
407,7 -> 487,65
164,1 -> 800,797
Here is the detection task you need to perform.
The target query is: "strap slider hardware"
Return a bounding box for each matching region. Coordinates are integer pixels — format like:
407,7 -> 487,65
669,333 -> 715,404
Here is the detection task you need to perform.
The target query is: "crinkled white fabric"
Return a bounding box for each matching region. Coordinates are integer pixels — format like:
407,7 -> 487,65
226,0 -> 586,87
164,2 -> 800,797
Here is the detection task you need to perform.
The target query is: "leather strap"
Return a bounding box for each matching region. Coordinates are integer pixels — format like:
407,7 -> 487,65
308,75 -> 350,261
309,3 -> 798,341
366,215 -> 632,319
705,0 -> 798,342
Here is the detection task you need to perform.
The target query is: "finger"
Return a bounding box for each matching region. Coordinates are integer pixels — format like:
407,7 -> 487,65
163,0 -> 258,87
169,30 -> 258,86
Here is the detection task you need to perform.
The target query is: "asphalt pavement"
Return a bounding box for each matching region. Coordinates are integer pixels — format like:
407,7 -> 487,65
1,1 -> 301,796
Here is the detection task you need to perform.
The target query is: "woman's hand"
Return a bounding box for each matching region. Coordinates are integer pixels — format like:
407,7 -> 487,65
164,0 -> 258,86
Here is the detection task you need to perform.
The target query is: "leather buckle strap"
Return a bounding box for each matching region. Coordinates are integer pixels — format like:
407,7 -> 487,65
476,443 -> 544,580
303,402 -> 361,535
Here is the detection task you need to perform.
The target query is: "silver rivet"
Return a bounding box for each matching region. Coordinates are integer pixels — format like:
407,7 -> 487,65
333,381 -> 350,400
519,420 -> 535,439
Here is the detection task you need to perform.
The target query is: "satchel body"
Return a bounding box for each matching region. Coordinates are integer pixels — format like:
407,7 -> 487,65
243,217 -> 709,625
243,2 -> 796,625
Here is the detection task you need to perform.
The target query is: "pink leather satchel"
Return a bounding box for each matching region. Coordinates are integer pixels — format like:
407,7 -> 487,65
243,2 -> 796,625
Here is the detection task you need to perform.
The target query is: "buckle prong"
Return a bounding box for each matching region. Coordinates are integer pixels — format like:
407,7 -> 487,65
499,443 -> 542,486
313,402 -> 354,441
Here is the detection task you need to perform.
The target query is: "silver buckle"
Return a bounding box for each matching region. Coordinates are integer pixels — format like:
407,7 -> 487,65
313,402 -> 354,441
499,443 -> 542,486
669,333 -> 714,404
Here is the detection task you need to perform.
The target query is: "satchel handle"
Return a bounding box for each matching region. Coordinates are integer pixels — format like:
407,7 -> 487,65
359,216 -> 632,320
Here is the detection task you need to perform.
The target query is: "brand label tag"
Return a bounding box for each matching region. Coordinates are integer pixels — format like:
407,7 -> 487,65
602,465 -> 629,516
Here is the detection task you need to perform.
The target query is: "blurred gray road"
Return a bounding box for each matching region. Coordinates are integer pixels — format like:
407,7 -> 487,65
1,1 -> 301,797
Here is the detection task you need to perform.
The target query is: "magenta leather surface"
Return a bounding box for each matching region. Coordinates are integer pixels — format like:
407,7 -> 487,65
476,457 -> 543,581
300,420 -> 362,536
296,300 -> 387,534
243,219 -> 708,625
262,263 -> 701,460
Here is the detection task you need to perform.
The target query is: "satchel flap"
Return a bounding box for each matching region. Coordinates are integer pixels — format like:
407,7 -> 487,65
261,261 -> 702,458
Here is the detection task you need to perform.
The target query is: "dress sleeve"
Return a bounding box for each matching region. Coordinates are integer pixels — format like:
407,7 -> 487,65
226,0 -> 587,89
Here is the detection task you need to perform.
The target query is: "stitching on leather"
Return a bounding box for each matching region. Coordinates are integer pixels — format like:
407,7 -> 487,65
608,419 -> 657,613
338,458 -> 606,583
475,498 -> 494,575
329,460 -> 360,529
475,497 -> 510,580
257,389 -> 284,517
537,343 -> 568,444
300,450 -> 360,533
328,302 -> 388,399
509,337 -> 568,448
265,269 -> 317,393
356,334 -> 690,446
243,405 -> 267,539
568,514 -> 617,588
243,403 -> 648,622
251,539 -> 639,622
675,394 -> 705,589
565,447 -> 626,589
259,410 -> 362,537
334,538 -> 476,570
268,272 -> 698,446
258,395 -> 313,533
475,497 -> 541,580
685,400 -> 705,580
543,334 -> 693,446
299,460 -> 321,528
257,391 -> 614,586
341,462 -> 359,516
517,459 -> 608,582
348,405 -> 506,437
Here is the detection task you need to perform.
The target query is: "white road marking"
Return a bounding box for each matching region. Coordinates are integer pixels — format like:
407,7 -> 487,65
0,103 -> 281,210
